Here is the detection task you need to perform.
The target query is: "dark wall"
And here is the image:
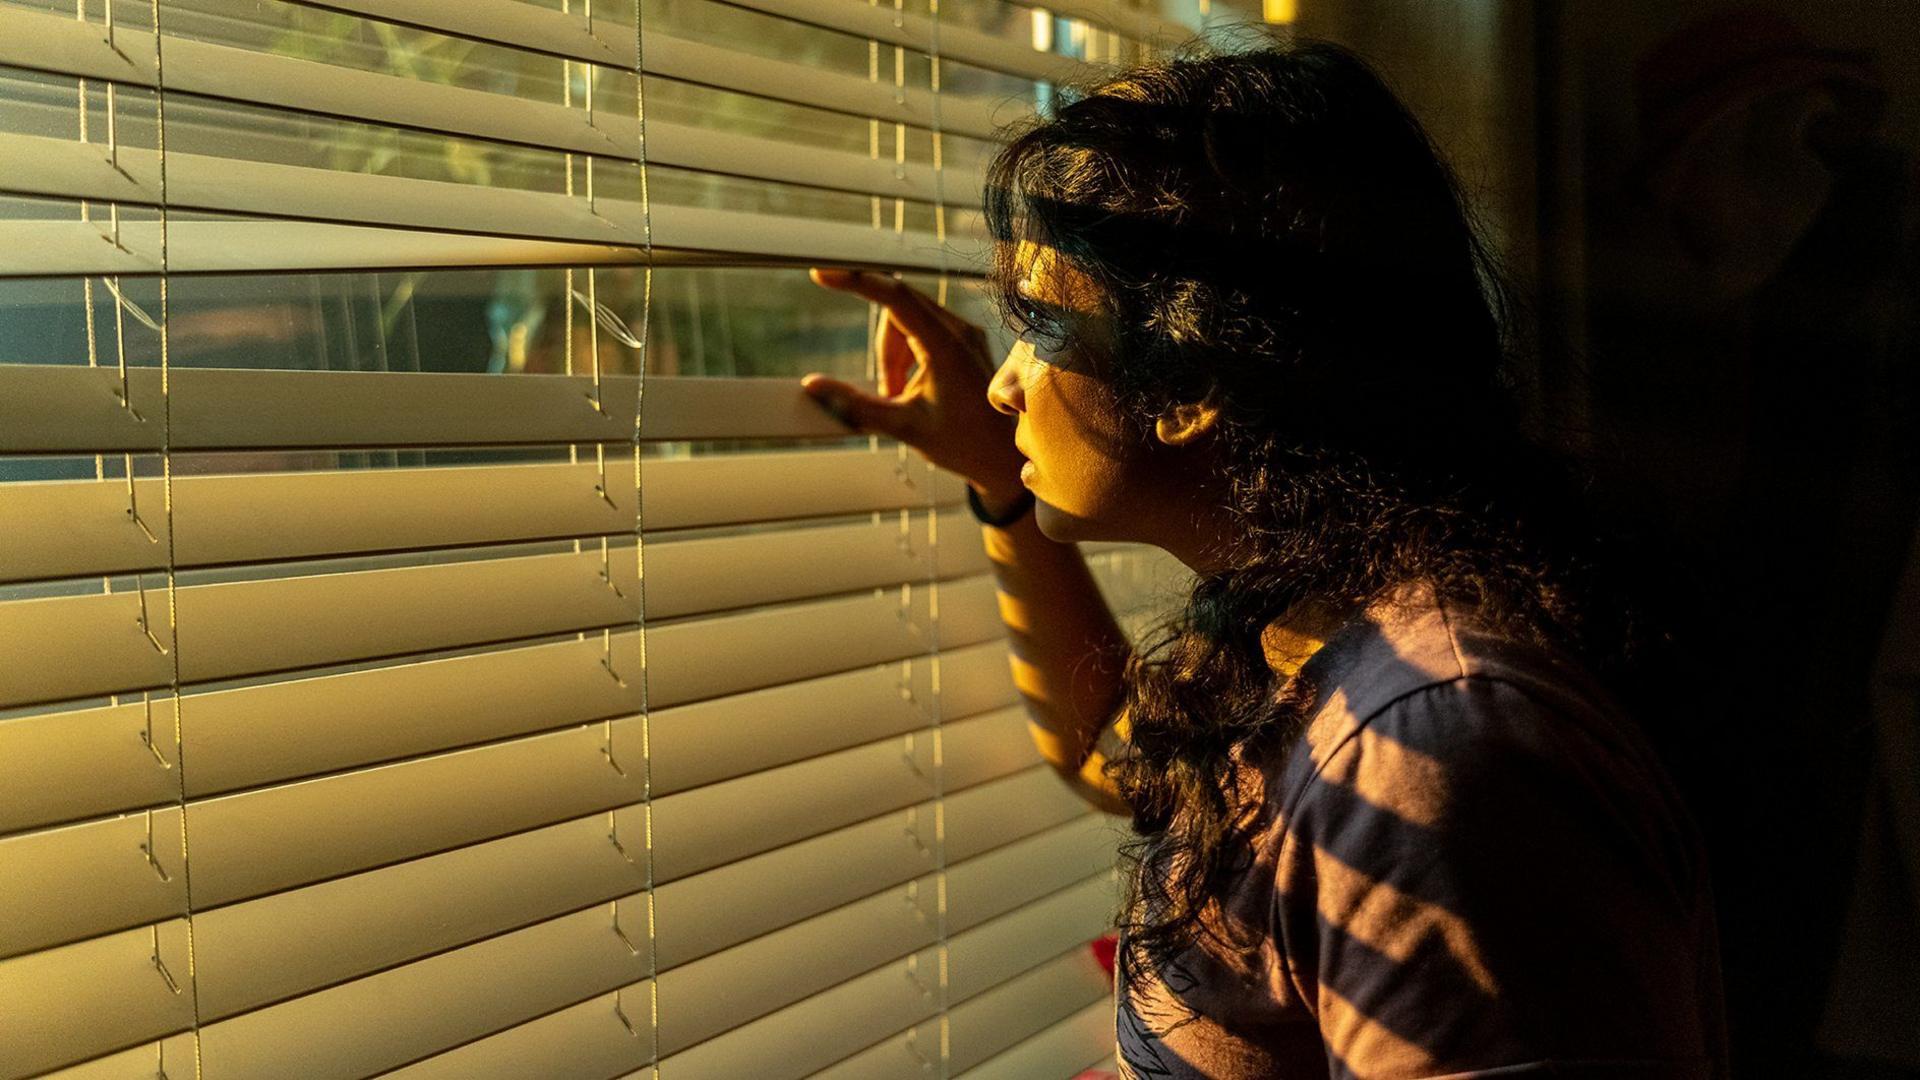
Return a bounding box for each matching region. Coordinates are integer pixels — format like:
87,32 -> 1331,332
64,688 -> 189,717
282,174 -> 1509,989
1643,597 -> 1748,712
1564,3 -> 1919,1077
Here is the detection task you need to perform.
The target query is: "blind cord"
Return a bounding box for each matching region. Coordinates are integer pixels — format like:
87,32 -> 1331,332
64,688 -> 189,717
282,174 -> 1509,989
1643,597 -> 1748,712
629,0 -> 663,1068
924,0 -> 953,1073
145,0 -> 209,1074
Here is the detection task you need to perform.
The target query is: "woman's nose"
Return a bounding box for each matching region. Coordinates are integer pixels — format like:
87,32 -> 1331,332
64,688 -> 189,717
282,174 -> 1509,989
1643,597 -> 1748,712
986,345 -> 1028,416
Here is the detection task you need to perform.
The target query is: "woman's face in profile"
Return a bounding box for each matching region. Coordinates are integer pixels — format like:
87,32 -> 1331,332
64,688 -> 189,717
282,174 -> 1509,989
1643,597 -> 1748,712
987,242 -> 1218,549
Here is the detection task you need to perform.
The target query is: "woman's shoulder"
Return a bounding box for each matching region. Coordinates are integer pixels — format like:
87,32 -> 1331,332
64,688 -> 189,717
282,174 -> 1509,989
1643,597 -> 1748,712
1254,594 -> 1726,1077
1268,585 -> 1684,836
1263,584 -> 1709,911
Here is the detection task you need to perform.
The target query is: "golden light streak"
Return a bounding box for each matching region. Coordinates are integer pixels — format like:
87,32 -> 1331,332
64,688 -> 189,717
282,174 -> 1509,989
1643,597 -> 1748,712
1031,7 -> 1054,52
1311,845 -> 1501,996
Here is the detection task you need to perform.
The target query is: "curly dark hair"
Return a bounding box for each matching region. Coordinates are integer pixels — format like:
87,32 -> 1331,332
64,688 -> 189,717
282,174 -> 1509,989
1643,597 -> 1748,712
983,41 -> 1666,989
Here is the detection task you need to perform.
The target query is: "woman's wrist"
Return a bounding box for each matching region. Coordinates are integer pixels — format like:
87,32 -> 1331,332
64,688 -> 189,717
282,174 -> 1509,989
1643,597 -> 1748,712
966,478 -> 1026,516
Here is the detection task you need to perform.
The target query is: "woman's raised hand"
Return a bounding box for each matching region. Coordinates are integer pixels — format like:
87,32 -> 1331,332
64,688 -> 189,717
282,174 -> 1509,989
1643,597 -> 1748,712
802,268 -> 1025,501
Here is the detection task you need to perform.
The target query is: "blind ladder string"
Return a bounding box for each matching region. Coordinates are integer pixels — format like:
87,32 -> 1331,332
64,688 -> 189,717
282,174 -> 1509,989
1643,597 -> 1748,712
622,0 -> 662,1065
144,0 -> 207,1073
77,23 -> 118,698
923,0 -> 952,1072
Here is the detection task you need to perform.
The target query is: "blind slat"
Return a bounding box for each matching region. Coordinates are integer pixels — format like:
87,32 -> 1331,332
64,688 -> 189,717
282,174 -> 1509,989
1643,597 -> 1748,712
4,460 -> 632,585
286,0 -> 622,66
0,920 -> 195,1080
30,1034 -> 197,1080
172,821 -> 1105,1080
313,0 -> 1104,85
0,701 -> 182,838
648,507 -> 987,619
0,809 -> 187,962
660,860 -> 1113,1076
814,943 -> 1112,1080
192,766 -> 1087,1025
937,943 -> 1113,1074
0,5 -> 1007,141
0,368 -> 886,455
5,572 -> 1006,824
0,549 -> 642,708
0,218 -> 643,278
292,0 -> 1188,66
0,625 -> 1010,836
653,768 -> 1095,971
647,571 -> 1003,704
650,704 -> 1035,882
2,511 -> 981,706
714,0 -> 1095,84
0,132 -> 632,242
0,725 -> 639,957
0,703 -> 1032,959
395,863 -> 1113,1080
393,787 -> 1113,1076
648,445 -> 967,526
192,811 -> 648,1022
647,119 -> 980,204
3,447 -> 965,585
956,997 -> 1116,1080
373,992 -> 653,1080
0,633 -> 648,833
0,204 -> 980,279
656,843 -> 1116,1058
948,871 -> 1119,1003
649,636 -> 1014,797
644,448 -> 966,529
284,0 -> 1033,146
186,706 -> 1019,907
34,764 -> 1083,1048
195,899 -> 654,1080
0,760 -> 1082,1068
0,123 -> 981,247
642,34 -> 1007,140
657,868 -> 1118,1075
0,10 -> 632,157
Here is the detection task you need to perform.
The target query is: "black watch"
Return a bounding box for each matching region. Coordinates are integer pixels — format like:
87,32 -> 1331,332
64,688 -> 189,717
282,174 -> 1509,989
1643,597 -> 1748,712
966,484 -> 1035,527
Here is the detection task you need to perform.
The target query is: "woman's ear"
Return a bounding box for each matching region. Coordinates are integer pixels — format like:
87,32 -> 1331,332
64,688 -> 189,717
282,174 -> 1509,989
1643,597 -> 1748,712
1153,395 -> 1221,447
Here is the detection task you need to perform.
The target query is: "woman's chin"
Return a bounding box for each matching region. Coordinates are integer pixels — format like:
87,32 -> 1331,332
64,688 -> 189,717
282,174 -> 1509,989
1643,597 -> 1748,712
1033,499 -> 1107,544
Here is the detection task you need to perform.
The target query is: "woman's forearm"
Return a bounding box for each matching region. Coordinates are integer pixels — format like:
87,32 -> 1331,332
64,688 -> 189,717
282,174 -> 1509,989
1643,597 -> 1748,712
973,483 -> 1133,814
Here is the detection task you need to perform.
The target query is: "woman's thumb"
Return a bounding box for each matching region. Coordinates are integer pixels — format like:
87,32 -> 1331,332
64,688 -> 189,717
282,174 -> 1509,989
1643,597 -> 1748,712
800,374 -> 904,438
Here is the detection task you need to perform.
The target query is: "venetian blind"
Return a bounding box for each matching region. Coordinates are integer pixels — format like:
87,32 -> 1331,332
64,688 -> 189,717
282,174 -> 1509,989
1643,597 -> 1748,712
0,0 -> 1196,1076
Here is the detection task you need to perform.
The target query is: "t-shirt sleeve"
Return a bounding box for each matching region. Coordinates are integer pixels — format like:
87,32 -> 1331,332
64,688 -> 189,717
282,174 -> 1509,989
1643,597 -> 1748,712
1274,676 -> 1719,1079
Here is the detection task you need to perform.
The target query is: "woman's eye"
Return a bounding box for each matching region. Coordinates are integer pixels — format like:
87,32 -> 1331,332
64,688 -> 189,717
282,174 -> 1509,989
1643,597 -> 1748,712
1025,335 -> 1071,368
1024,310 -> 1065,346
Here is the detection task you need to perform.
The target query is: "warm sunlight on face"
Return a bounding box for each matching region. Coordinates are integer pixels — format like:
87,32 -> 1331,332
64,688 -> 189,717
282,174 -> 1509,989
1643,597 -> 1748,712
987,240 -> 1194,546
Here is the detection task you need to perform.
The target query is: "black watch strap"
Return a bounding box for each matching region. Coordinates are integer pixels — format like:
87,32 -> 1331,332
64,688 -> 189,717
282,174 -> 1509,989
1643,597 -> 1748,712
966,484 -> 1035,527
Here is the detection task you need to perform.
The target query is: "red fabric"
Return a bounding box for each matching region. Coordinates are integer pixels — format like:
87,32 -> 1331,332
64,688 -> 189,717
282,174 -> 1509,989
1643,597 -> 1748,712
1089,932 -> 1118,981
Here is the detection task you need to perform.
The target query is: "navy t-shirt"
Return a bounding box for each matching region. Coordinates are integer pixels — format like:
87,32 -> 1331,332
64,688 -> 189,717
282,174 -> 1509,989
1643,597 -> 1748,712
1116,589 -> 1731,1078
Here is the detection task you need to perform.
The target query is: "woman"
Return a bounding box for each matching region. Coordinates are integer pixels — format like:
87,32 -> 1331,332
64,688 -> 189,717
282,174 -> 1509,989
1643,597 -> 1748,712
802,41 -> 1730,1079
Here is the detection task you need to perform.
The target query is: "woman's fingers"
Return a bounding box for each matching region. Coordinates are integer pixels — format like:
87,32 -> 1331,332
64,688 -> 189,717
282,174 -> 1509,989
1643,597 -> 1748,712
809,268 -> 967,369
878,308 -> 918,397
800,373 -> 919,441
811,266 -> 986,351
